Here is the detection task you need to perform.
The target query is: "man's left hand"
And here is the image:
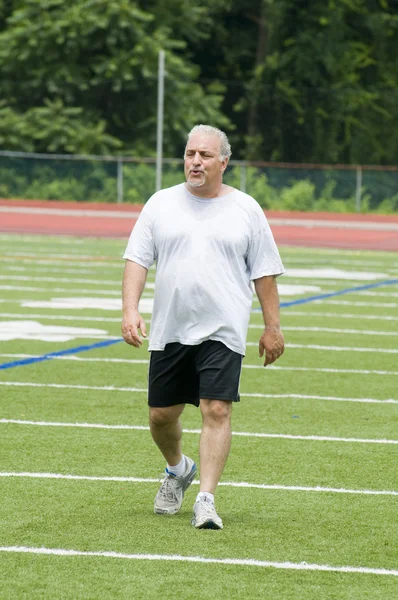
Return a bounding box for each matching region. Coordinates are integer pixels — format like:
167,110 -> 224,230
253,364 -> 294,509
258,327 -> 285,367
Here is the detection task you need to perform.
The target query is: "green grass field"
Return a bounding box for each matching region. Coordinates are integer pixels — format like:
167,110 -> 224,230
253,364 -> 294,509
0,234 -> 397,599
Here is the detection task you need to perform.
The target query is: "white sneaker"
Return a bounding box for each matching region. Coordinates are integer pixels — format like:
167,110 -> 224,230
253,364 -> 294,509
154,456 -> 197,515
192,497 -> 223,530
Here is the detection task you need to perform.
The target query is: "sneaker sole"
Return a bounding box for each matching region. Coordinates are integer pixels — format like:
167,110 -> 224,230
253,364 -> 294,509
193,518 -> 223,530
154,462 -> 197,515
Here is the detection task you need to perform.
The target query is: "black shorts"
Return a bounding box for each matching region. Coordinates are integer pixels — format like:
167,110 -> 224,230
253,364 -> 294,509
148,341 -> 243,408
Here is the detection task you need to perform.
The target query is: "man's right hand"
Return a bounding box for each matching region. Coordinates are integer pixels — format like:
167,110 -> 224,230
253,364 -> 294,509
121,311 -> 147,347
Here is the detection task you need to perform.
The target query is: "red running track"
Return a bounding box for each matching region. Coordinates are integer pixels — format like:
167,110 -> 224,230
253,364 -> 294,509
1,199 -> 397,251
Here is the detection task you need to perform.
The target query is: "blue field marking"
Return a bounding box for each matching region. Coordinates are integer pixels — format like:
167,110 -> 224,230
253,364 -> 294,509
1,278 -> 397,371
254,278 -> 398,310
0,338 -> 123,371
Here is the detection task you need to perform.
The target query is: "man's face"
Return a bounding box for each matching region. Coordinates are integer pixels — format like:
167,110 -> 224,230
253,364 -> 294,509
184,133 -> 227,189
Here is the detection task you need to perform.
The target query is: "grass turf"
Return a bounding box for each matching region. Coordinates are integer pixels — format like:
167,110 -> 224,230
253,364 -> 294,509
0,234 -> 397,599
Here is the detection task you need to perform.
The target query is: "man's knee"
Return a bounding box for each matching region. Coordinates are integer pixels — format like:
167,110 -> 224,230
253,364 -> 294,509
200,399 -> 232,423
149,405 -> 184,427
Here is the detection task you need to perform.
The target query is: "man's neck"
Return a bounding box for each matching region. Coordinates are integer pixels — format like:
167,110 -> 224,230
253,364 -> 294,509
185,182 -> 233,199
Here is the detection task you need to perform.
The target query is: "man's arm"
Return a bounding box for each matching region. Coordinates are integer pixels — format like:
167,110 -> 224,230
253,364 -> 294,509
121,260 -> 148,348
254,275 -> 284,366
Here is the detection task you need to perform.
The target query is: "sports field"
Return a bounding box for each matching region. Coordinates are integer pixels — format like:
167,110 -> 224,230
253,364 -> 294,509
0,233 -> 397,599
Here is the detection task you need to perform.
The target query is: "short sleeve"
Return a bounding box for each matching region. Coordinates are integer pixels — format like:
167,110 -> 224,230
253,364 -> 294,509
123,207 -> 156,269
247,220 -> 285,280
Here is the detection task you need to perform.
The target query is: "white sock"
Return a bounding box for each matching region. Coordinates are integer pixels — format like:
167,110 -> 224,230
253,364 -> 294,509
166,456 -> 186,477
196,492 -> 215,504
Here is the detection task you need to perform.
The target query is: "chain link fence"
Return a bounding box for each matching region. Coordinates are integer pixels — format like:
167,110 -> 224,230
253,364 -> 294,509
0,150 -> 397,213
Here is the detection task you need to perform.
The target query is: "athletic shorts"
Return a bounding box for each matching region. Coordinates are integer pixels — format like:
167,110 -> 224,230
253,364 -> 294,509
148,340 -> 243,408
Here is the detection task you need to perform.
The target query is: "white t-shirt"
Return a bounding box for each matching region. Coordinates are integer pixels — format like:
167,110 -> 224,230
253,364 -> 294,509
123,183 -> 284,355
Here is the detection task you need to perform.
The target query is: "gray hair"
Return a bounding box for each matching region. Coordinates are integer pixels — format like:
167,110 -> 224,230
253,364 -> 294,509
186,124 -> 232,161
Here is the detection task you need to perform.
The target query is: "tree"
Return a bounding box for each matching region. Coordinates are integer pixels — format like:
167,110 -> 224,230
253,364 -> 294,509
188,0 -> 398,164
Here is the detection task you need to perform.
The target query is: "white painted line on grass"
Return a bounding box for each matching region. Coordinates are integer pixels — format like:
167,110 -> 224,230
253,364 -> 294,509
248,325 -> 398,336
4,266 -> 94,275
361,291 -> 398,298
0,275 -> 121,286
0,381 -> 147,392
1,354 -> 397,376
0,546 -> 397,577
319,300 -> 398,308
1,418 -> 397,445
2,251 -> 119,259
0,472 -> 397,497
246,365 -> 398,376
247,343 -> 398,354
270,311 -> 398,322
0,381 -> 396,404
0,285 -> 121,296
0,314 -> 122,323
0,257 -> 122,268
1,319 -> 398,336
282,258 -> 394,268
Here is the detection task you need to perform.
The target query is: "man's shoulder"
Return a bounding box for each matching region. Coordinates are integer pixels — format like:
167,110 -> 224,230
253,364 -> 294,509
232,188 -> 264,214
150,182 -> 185,201
143,183 -> 185,213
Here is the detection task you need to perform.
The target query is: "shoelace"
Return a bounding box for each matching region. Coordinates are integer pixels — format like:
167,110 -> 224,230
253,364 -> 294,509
158,472 -> 179,501
198,499 -> 216,515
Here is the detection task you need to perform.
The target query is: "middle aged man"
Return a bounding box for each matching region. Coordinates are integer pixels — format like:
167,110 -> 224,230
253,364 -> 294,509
122,124 -> 285,530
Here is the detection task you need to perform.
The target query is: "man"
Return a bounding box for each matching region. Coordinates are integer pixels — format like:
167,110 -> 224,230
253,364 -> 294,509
122,124 -> 285,530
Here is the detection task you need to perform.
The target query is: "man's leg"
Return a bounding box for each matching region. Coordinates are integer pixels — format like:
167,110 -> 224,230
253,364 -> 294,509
150,404 -> 197,515
149,404 -> 185,466
199,399 -> 232,493
191,399 -> 231,529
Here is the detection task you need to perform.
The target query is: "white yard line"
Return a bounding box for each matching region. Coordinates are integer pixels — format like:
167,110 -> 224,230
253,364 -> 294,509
4,275 -> 397,297
282,258 -> 397,268
0,285 -> 121,295
246,343 -> 398,353
0,314 -> 122,322
0,381 -> 396,404
248,325 -> 398,336
1,334 -> 396,352
2,318 -> 397,337
3,266 -> 94,275
0,472 -> 397,498
245,365 -> 398,376
0,546 -> 397,576
257,311 -> 398,322
1,354 -> 397,376
1,418 -> 396,445
2,317 -> 397,339
317,300 -> 398,308
2,251 -> 119,259
0,257 -> 122,268
0,275 -> 121,286
360,291 -> 398,298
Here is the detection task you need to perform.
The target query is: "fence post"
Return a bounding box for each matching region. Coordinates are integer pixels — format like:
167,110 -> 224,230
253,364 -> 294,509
117,158 -> 123,204
240,161 -> 247,193
355,166 -> 362,213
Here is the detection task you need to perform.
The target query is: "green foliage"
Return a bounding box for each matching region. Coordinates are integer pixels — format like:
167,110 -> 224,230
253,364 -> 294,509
224,166 -> 277,209
279,181 -> 316,212
0,101 -> 122,154
0,0 -> 230,155
0,157 -> 392,214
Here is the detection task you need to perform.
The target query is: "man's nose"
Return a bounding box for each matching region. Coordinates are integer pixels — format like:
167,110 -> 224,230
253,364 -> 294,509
192,152 -> 202,164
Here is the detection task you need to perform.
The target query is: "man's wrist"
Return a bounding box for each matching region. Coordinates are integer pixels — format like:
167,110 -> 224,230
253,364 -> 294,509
264,324 -> 281,332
